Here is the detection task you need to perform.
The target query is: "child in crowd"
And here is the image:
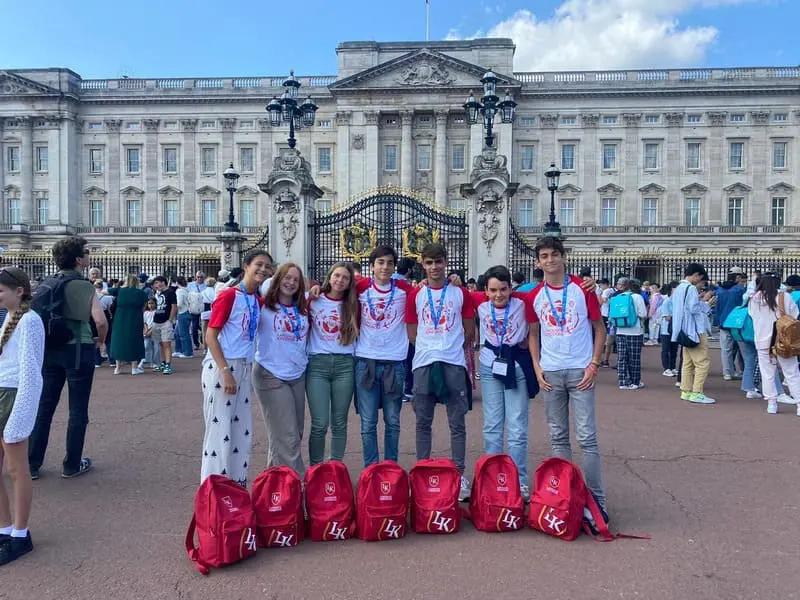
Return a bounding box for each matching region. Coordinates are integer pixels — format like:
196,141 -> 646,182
142,298 -> 158,369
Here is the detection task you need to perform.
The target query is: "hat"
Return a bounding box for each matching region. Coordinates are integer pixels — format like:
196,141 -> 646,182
138,273 -> 148,283
218,269 -> 230,280
784,274 -> 800,287
728,266 -> 745,275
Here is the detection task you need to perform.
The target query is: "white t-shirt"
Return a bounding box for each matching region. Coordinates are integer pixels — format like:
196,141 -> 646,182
529,275 -> 601,372
615,293 -> 648,336
255,303 -> 310,380
355,277 -> 411,361
405,283 -> 474,370
600,287 -> 615,318
475,295 -> 531,368
308,294 -> 355,356
748,291 -> 799,350
205,286 -> 262,362
144,310 -> 155,329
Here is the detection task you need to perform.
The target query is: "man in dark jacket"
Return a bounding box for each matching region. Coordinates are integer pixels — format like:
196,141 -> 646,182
715,272 -> 746,380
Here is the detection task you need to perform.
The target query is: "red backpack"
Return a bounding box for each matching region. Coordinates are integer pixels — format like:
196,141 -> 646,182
409,458 -> 461,534
251,466 -> 305,548
304,460 -> 356,541
185,475 -> 258,575
467,454 -> 525,532
356,461 -> 409,541
527,458 -> 611,541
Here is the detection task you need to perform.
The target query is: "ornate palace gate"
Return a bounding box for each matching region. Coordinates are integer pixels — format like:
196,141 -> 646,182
307,187 -> 469,282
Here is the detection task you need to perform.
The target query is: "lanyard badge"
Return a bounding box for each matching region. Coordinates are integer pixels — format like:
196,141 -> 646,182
366,278 -> 395,322
280,303 -> 303,341
426,281 -> 449,331
543,275 -> 570,331
238,284 -> 259,342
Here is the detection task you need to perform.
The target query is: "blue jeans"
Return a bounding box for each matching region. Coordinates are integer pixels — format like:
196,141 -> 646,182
176,312 -> 192,356
480,362 -> 530,487
354,359 -> 405,467
719,329 -> 742,377
542,368 -> 606,509
738,340 -> 758,392
143,335 -> 160,365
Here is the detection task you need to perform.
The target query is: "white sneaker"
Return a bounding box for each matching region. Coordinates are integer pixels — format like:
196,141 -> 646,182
689,393 -> 716,404
669,370 -> 677,377
131,367 -> 145,375
796,404 -> 800,417
777,393 -> 797,405
459,476 -> 471,502
636,382 -> 645,389
746,391 -> 763,399
520,484 -> 531,503
662,370 -> 672,377
767,399 -> 778,414
113,366 -> 121,375
675,380 -> 681,387
723,375 -> 732,381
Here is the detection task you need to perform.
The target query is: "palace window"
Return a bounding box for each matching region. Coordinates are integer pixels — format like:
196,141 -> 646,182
521,145 -> 535,171
417,145 -> 431,170
773,142 -> 787,169
518,198 -> 534,227
384,145 -> 397,172
771,197 -> 786,226
240,199 -> 255,227
6,147 -> 20,172
687,115 -> 702,123
202,199 -> 216,226
317,147 -> 332,173
240,147 -> 255,173
36,146 -> 48,172
7,199 -> 20,225
644,143 -> 659,170
602,116 -> 617,125
163,147 -> 178,173
560,116 -> 576,126
560,198 -> 575,226
201,147 -> 216,173
685,198 -> 700,226
451,144 -> 465,171
729,142 -> 744,169
163,199 -> 179,226
127,199 -> 142,226
601,198 -> 617,226
561,144 -> 575,170
91,200 -> 104,226
602,144 -> 617,170
126,147 -> 140,174
642,198 -> 658,226
727,197 -> 743,226
686,142 -> 701,170
89,148 -> 104,174
36,196 -> 48,225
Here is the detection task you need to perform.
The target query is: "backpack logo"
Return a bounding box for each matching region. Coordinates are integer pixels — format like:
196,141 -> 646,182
429,511 -> 454,533
221,496 -> 238,512
428,475 -> 439,487
243,528 -> 257,552
498,508 -> 522,530
382,519 -> 403,539
271,492 -> 281,506
380,481 -> 391,495
540,507 -> 566,536
550,476 -> 559,488
497,473 -> 507,487
268,530 -> 295,547
325,482 -> 336,496
326,521 -> 348,540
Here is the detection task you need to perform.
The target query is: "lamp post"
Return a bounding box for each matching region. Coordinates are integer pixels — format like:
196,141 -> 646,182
544,162 -> 562,238
463,71 -> 517,148
266,70 -> 318,149
223,162 -> 240,232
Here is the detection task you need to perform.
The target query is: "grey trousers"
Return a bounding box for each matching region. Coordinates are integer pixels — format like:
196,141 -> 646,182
412,362 -> 468,474
252,362 -> 306,476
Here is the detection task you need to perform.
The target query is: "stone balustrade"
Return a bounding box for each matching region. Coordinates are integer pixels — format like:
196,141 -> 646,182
79,75 -> 338,93
514,66 -> 799,86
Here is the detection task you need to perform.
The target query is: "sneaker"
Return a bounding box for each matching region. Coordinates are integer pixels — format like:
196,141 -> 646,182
689,393 -> 716,405
153,364 -> 163,372
131,367 -> 145,375
619,385 -> 630,390
636,382 -> 645,389
600,360 -> 610,368
162,364 -> 173,375
767,399 -> 779,414
675,380 -> 681,387
113,365 -> 121,375
0,532 -> 33,565
662,370 -> 673,377
723,374 -> 732,381
796,404 -> 800,417
680,391 -> 692,401
746,390 -> 763,399
62,458 -> 93,479
669,370 -> 677,377
520,484 -> 531,503
458,476 -> 471,502
733,374 -> 743,380
777,393 -> 797,405
29,467 -> 40,481
403,394 -> 412,403
0,533 -> 8,546
172,352 -> 186,359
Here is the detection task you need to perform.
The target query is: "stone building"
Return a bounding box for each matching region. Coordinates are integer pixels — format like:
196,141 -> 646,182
1,38 -> 799,282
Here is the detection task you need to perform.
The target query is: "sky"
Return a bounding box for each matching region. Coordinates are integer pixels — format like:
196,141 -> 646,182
0,0 -> 795,78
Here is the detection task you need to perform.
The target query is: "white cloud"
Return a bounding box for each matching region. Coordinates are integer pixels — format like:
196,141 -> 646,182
447,0 -> 767,71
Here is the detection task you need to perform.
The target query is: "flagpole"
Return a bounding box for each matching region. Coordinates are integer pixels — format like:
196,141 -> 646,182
426,0 -> 430,41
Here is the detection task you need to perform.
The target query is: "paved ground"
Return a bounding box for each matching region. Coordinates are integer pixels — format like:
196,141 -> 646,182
2,347 -> 799,600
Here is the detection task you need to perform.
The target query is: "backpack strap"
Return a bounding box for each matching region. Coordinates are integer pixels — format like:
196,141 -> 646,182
582,490 -> 652,542
185,515 -> 210,576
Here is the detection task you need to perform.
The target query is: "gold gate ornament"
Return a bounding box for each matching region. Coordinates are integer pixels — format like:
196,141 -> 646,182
402,223 -> 440,258
339,223 -> 377,259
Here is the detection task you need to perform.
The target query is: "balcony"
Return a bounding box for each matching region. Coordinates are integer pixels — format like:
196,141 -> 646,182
72,225 -> 264,235
515,224 -> 800,235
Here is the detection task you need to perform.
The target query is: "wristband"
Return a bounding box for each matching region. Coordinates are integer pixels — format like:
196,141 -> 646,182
588,363 -> 599,374
222,365 -> 232,373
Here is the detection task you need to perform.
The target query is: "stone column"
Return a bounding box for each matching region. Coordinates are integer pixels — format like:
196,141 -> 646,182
46,116 -> 60,225
364,111 -> 379,190
20,117 -> 34,224
622,113 -> 641,225
460,147 -> 515,277
105,119 -> 122,225
750,111 -> 771,224
538,114 -> 559,223
181,119 -> 197,224
580,114 -> 600,225
221,118 -> 236,166
706,112 -> 728,225
336,111 -> 351,206
664,112 -> 684,226
434,110 -> 448,207
143,119 -> 160,225
64,118 -> 79,226
0,119 -> 5,222
259,148 -> 323,270
400,110 -> 413,189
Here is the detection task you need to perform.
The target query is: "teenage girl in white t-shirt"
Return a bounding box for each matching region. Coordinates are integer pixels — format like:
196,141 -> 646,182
0,267 -> 45,565
306,262 -> 359,465
252,263 -> 311,476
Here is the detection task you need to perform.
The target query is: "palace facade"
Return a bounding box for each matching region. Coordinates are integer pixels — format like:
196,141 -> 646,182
1,39 -> 799,281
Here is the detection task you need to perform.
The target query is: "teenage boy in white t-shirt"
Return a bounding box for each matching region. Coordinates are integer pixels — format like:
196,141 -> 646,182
354,245 -> 413,467
527,236 -> 609,523
405,243 -> 475,501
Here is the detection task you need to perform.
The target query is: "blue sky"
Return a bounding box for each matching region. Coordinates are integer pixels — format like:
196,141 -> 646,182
1,0 -> 794,78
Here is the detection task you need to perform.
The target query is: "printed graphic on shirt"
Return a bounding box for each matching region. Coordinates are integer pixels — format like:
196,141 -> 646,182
356,278 -> 410,361
273,310 -> 307,343
312,304 -> 341,339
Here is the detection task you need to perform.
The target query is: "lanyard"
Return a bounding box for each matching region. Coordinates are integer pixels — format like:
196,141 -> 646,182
238,284 -> 259,342
426,281 -> 449,331
280,303 -> 303,341
366,278 -> 395,321
543,275 -> 570,330
490,301 -> 511,346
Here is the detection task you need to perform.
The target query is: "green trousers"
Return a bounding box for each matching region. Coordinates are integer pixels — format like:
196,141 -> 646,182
305,354 -> 354,465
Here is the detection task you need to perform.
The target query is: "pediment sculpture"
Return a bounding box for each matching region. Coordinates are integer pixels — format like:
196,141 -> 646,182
397,61 -> 454,87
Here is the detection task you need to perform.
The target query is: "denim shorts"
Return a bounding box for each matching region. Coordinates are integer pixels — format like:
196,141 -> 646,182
0,387 -> 17,433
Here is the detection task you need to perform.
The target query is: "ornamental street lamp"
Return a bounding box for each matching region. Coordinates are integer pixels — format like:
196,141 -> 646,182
223,162 -> 240,232
463,70 -> 517,148
544,162 -> 562,238
266,70 -> 319,149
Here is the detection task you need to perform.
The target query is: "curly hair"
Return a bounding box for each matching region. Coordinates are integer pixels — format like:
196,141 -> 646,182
51,236 -> 88,271
0,267 -> 32,356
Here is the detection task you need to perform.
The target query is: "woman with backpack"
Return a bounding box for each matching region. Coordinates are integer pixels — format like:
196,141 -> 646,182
748,273 -> 800,415
0,267 -> 45,565
305,262 -> 359,466
200,250 -> 272,487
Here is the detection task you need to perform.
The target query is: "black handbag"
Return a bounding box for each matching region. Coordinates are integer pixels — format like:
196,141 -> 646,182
676,286 -> 699,348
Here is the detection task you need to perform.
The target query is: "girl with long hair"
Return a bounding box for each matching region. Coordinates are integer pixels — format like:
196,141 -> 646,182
0,267 -> 44,564
306,262 -> 359,465
252,263 -> 310,475
748,273 -> 800,415
201,250 -> 272,487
